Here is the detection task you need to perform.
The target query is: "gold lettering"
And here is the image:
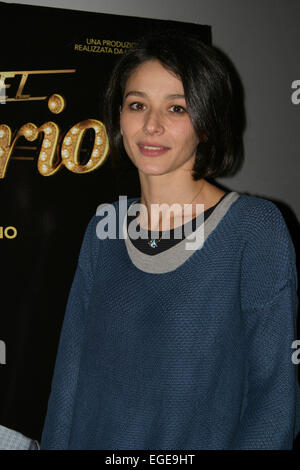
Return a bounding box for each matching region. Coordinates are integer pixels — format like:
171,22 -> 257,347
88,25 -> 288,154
86,38 -> 102,45
61,119 -> 109,174
15,73 -> 30,100
37,122 -> 61,176
0,70 -> 75,102
0,226 -> 17,239
0,119 -> 109,177
4,226 -> 17,239
0,72 -> 15,104
0,125 -> 12,177
0,122 -> 61,178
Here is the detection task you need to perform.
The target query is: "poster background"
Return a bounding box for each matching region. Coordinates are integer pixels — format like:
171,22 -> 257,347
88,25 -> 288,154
0,2 -> 211,441
13,0 -> 300,219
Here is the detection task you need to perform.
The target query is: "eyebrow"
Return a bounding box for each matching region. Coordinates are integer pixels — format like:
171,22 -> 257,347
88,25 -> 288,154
124,91 -> 185,100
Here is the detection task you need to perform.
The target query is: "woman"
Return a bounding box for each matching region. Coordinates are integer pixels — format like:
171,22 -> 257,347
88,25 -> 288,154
41,31 -> 300,449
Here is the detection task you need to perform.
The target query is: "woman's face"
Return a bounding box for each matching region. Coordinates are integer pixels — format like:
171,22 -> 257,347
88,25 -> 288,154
119,59 -> 200,177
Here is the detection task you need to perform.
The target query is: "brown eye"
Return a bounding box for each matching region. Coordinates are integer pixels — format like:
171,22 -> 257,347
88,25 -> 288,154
129,102 -> 146,111
169,105 -> 186,113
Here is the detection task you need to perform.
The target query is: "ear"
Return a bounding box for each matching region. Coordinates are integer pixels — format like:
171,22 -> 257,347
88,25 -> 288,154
202,133 -> 208,143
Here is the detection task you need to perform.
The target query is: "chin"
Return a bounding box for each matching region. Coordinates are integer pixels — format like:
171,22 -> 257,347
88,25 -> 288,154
139,164 -> 170,175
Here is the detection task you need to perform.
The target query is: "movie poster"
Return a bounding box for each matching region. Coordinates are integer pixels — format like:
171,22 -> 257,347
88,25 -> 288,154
0,2 -> 210,441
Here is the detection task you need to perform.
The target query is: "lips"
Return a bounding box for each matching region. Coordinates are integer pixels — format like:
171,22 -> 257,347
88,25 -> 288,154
137,142 -> 170,157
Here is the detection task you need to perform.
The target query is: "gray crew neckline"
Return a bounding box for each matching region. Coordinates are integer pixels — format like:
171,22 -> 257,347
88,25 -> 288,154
123,191 -> 240,274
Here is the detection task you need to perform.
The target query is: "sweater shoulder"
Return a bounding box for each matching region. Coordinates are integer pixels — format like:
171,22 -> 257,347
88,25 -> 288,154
234,193 -> 295,252
236,194 -> 298,308
235,193 -> 287,227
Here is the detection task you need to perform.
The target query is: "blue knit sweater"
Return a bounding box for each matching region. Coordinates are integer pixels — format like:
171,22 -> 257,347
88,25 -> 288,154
41,191 -> 300,449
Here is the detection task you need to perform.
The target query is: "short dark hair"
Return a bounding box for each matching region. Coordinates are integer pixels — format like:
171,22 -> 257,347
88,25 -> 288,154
103,30 -> 238,180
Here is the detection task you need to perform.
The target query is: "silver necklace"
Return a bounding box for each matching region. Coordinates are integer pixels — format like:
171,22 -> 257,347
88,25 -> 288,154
144,185 -> 204,249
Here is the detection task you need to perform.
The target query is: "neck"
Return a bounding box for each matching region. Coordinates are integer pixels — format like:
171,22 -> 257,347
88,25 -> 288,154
138,179 -> 207,231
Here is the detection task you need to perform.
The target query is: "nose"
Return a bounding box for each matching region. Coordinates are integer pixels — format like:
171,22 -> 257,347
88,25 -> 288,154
143,109 -> 164,135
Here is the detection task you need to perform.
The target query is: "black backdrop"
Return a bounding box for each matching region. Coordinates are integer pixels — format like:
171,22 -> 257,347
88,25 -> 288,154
0,2 -> 210,441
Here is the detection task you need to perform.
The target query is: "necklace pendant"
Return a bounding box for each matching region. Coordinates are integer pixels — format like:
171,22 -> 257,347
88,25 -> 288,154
148,239 -> 160,248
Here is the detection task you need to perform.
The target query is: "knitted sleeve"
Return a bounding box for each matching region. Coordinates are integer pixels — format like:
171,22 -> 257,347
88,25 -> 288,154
40,216 -> 99,450
232,198 -> 300,449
